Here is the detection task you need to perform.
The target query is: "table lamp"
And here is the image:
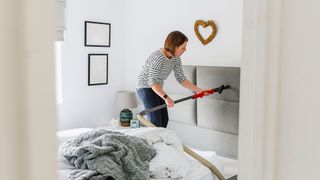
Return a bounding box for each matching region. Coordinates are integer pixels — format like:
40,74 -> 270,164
115,91 -> 138,127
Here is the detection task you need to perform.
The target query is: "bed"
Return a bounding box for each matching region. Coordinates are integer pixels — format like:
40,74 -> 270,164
57,66 -> 240,180
57,127 -> 237,180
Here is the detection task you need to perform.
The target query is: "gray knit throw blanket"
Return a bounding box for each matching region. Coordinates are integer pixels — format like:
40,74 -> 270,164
59,129 -> 156,180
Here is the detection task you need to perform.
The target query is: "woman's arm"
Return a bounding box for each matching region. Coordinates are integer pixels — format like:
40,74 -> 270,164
151,83 -> 166,98
151,83 -> 174,107
181,79 -> 203,93
173,59 -> 205,93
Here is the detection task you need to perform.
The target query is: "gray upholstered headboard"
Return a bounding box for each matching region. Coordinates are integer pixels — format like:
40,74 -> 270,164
163,66 -> 240,158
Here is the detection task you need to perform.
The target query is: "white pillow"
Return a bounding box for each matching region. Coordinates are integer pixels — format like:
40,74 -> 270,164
149,142 -> 191,179
117,127 -> 183,151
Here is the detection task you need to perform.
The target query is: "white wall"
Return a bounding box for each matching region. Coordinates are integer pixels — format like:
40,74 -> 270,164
124,0 -> 243,91
59,0 -> 243,129
58,0 -> 126,130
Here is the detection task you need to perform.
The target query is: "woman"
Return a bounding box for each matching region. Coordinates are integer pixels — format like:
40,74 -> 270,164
137,31 -> 208,128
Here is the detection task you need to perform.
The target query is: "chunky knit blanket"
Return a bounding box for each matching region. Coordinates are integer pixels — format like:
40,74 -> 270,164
59,129 -> 156,180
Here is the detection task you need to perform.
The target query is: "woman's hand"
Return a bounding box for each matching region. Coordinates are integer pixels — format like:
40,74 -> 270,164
196,89 -> 211,96
165,96 -> 174,107
202,89 -> 211,96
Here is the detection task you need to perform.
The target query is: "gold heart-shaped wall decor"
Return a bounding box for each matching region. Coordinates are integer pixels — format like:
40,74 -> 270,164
194,20 -> 217,45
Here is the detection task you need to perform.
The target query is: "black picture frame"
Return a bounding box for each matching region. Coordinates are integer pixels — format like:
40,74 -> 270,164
85,21 -> 111,47
88,54 -> 108,86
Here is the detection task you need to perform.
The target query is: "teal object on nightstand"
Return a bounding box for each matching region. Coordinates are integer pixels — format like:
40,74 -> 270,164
130,119 -> 140,128
119,109 -> 132,127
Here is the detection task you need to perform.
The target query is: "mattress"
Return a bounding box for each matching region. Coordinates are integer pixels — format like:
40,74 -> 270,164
57,127 -> 237,180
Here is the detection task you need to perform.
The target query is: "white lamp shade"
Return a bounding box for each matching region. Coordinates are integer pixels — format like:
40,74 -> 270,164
115,91 -> 138,109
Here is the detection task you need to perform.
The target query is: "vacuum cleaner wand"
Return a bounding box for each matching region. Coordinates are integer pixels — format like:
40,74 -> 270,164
138,84 -> 230,116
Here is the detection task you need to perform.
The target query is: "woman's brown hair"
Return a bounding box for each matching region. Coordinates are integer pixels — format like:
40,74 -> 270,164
164,31 -> 188,55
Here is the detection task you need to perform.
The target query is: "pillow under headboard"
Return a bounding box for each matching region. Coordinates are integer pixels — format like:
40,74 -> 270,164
163,66 -> 240,158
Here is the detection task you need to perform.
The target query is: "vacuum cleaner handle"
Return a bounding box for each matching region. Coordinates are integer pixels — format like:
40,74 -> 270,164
138,84 -> 230,116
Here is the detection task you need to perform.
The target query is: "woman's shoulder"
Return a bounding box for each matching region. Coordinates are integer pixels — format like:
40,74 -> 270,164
150,49 -> 163,58
148,49 -> 166,61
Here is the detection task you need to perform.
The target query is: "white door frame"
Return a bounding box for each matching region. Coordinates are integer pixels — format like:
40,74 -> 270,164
238,0 -> 282,179
0,0 -> 57,180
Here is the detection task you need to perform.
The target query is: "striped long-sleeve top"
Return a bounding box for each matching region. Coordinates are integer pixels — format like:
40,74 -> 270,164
137,49 -> 186,89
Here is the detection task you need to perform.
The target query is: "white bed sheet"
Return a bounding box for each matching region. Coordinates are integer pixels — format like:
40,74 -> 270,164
57,128 -> 237,180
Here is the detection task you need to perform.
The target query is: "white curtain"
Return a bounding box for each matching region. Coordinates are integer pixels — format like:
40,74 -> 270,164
0,0 -> 58,180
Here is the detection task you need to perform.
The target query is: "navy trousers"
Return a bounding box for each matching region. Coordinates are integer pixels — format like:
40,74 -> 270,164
137,88 -> 169,128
